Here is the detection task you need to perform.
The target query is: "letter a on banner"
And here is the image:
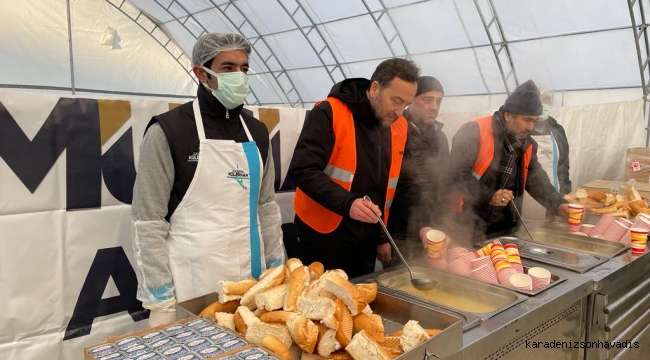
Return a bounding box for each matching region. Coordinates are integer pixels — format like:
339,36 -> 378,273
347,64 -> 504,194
64,247 -> 147,340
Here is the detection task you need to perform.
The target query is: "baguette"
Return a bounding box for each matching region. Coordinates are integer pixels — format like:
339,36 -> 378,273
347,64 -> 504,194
309,262 -> 325,281
246,321 -> 293,349
286,258 -> 304,273
591,205 -> 618,214
234,306 -> 260,336
285,266 -> 311,311
604,193 -> 616,206
335,298 -> 353,347
301,353 -> 327,360
352,313 -> 385,343
587,190 -> 607,202
216,279 -> 257,297
286,314 -> 319,353
261,335 -> 292,360
361,305 -> 373,315
627,186 -> 642,201
323,274 -> 367,316
297,295 -> 337,321
346,330 -> 393,360
399,320 -> 430,353
606,209 -> 632,218
255,284 -> 288,311
316,323 -> 341,357
259,310 -> 296,325
254,307 -> 267,317
213,312 -> 235,331
329,351 -> 354,360
199,300 -> 240,317
240,265 -> 286,309
357,283 -> 378,303
389,328 -> 441,337
380,336 -> 403,353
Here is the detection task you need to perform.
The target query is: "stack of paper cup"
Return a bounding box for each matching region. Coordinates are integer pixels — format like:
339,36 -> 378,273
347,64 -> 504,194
509,273 -> 533,291
567,204 -> 585,232
591,215 -> 616,238
504,244 -> 523,273
447,252 -> 474,276
621,216 -> 650,245
527,267 -> 551,290
497,267 -> 518,286
630,227 -> 649,256
581,224 -> 596,237
474,242 -> 495,258
446,247 -> 471,262
470,264 -> 498,284
426,230 -> 447,260
490,243 -> 514,282
618,219 -> 634,228
470,256 -> 492,271
602,220 -> 629,242
427,257 -> 448,270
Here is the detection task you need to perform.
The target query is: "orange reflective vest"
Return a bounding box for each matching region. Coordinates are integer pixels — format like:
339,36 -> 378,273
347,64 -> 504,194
453,115 -> 533,210
294,97 -> 407,234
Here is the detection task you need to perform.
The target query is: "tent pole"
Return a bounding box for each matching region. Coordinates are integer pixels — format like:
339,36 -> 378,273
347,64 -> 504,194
627,0 -> 650,146
66,0 -> 75,95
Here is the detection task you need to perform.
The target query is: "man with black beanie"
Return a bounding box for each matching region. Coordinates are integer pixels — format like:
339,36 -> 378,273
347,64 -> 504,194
387,76 -> 451,263
449,80 -> 569,242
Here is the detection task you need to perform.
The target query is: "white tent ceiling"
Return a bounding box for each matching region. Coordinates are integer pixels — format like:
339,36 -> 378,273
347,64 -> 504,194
123,0 -> 650,107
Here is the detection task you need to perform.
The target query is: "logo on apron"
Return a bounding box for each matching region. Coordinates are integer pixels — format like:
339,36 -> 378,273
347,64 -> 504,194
188,152 -> 199,163
540,149 -> 553,160
227,166 -> 249,190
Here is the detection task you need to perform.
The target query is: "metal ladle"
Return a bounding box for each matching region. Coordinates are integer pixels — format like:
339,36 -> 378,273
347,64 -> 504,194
363,196 -> 437,291
509,197 -> 536,242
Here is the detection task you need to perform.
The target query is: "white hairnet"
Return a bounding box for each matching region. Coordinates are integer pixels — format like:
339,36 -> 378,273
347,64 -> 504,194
192,33 -> 252,66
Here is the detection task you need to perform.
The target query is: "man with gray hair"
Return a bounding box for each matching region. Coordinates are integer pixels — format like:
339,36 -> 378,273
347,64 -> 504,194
132,33 -> 285,327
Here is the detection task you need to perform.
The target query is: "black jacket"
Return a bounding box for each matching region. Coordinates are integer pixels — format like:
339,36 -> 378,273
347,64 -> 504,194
387,114 -> 451,238
449,111 -> 566,239
288,78 -> 392,245
147,85 -> 270,221
530,116 -> 571,195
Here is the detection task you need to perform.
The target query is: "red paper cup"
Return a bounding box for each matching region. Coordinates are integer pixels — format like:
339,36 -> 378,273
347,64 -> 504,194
618,218 -> 633,228
527,267 -> 551,290
446,247 -> 470,262
591,215 -> 616,237
447,256 -> 472,276
603,220 -> 628,242
497,267 -> 517,285
470,264 -> 498,284
510,262 -> 524,274
509,273 -> 533,290
581,224 -> 596,236
470,256 -> 492,271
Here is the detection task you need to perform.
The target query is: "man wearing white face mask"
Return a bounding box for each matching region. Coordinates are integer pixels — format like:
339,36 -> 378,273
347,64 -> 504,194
131,33 -> 285,327
523,90 -> 572,219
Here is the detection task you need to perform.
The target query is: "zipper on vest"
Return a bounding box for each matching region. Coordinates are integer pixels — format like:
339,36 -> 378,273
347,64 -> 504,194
225,109 -> 230,119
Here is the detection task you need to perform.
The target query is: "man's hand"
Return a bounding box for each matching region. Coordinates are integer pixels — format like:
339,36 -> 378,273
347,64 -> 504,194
350,198 -> 381,223
489,189 -> 514,207
557,203 -> 570,217
377,243 -> 391,266
419,226 -> 434,249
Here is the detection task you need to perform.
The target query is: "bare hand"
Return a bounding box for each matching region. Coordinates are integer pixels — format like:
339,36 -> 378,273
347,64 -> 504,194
350,198 -> 381,223
489,189 -> 514,207
419,227 -> 434,249
377,243 -> 391,266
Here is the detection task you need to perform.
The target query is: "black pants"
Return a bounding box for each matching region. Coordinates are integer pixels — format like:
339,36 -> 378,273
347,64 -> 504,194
297,235 -> 377,279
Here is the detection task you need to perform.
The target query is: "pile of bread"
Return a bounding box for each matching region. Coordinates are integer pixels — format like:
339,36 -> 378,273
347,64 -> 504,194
564,186 -> 647,218
198,258 -> 440,360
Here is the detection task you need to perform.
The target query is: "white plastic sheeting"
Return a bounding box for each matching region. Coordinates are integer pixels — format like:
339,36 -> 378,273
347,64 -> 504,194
0,0 -> 197,97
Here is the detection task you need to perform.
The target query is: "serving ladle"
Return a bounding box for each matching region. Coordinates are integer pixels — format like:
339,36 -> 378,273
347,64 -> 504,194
363,196 -> 438,291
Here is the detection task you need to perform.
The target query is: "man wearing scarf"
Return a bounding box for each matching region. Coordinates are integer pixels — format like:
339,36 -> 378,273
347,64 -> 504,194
449,80 -> 569,242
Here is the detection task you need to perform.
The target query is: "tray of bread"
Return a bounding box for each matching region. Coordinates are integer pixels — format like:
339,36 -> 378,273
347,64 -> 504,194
178,258 -> 464,360
563,185 -> 648,219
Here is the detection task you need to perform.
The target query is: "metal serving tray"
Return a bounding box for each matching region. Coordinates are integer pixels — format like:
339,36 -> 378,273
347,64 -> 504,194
499,236 -> 609,273
177,291 -> 465,360
520,227 -> 629,258
372,266 -> 527,327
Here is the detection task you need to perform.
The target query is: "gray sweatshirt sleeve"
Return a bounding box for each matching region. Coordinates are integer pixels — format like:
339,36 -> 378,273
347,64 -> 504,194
131,123 -> 177,311
258,143 -> 286,268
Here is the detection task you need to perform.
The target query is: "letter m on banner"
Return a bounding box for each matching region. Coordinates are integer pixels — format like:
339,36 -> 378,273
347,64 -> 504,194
0,98 -> 136,209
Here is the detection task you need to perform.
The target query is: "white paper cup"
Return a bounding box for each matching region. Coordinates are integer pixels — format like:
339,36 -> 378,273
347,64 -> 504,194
509,273 -> 533,290
527,267 -> 551,290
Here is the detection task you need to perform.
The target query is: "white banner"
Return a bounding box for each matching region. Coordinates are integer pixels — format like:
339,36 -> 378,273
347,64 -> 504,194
0,91 -> 306,359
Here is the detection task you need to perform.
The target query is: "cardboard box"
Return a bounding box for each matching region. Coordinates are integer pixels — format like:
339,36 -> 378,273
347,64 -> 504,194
625,148 -> 650,183
83,316 -> 282,360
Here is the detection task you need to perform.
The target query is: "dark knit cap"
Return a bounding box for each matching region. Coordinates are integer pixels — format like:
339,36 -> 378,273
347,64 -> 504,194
416,76 -> 444,97
502,80 -> 542,116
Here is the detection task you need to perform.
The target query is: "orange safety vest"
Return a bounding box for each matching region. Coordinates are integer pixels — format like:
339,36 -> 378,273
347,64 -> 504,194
294,97 -> 407,234
453,115 -> 533,210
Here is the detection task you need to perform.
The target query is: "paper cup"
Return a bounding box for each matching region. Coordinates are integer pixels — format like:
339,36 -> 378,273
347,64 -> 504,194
447,256 -> 472,276
470,256 -> 492,270
446,247 -> 470,262
630,227 -> 649,256
470,264 -> 499,284
618,218 -> 634,228
509,273 -> 533,290
527,267 -> 551,290
591,215 -> 616,237
510,262 -> 524,274
497,267 -> 517,286
603,220 -> 628,242
581,224 -> 596,236
426,231 -> 446,259
567,204 -> 585,227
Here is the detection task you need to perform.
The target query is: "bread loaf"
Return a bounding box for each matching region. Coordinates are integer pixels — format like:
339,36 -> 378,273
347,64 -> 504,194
234,306 -> 260,336
261,335 -> 292,360
335,298 -> 353,347
301,353 -> 327,360
627,186 -> 642,201
285,266 -> 310,311
587,191 -> 607,202
352,313 -> 385,343
380,336 -> 402,353
297,295 -> 337,321
286,314 -> 319,353
254,307 -> 267,317
604,193 -> 616,206
308,262 -> 325,281
329,351 -> 354,360
357,283 -> 378,303
316,323 -> 341,357
323,274 -> 367,316
259,310 -> 296,325
246,321 -> 293,349
399,320 -> 430,353
255,284 -> 288,311
346,330 -> 393,360
361,305 -> 373,315
286,258 -> 304,273
213,312 -> 235,331
240,265 -> 286,309
198,300 -> 240,317
216,279 -> 257,297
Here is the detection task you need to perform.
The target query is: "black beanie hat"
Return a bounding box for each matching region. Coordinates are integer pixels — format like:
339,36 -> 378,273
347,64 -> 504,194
416,76 -> 444,97
502,80 -> 542,116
